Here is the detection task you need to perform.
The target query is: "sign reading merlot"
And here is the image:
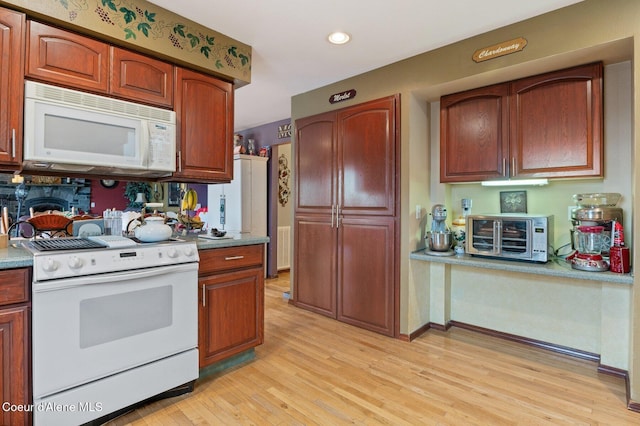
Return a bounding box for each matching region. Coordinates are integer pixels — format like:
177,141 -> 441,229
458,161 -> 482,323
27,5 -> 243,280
329,89 -> 357,104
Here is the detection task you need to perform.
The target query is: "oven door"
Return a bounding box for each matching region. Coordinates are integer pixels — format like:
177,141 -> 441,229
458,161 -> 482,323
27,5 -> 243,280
32,262 -> 198,399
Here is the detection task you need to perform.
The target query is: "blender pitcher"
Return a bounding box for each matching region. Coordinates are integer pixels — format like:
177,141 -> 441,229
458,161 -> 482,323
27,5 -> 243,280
575,225 -> 604,255
571,225 -> 609,272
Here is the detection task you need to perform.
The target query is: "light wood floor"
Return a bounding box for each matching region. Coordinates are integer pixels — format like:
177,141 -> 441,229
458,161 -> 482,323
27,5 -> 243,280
107,272 -> 639,425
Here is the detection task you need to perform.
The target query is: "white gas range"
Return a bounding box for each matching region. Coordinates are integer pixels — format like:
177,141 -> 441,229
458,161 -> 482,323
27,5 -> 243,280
25,236 -> 199,426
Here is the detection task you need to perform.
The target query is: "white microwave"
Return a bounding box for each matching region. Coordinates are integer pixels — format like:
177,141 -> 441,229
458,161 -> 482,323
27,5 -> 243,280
23,81 -> 176,177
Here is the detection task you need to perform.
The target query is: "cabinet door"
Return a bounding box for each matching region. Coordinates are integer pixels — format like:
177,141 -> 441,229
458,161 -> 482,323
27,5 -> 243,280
440,83 -> 509,182
337,216 -> 396,336
0,8 -> 24,169
26,21 -> 109,92
110,47 -> 174,107
510,62 -> 603,178
0,306 -> 30,426
294,112 -> 337,215
293,215 -> 337,317
174,67 -> 234,182
199,267 -> 263,367
338,95 -> 399,216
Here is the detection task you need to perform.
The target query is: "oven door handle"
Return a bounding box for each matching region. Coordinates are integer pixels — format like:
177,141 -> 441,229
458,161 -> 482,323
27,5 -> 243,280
33,262 -> 198,292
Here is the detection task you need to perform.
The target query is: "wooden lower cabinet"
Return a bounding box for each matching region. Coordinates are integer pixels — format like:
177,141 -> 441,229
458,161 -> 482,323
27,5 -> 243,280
294,215 -> 397,337
198,245 -> 264,368
337,217 -> 396,336
0,267 -> 30,426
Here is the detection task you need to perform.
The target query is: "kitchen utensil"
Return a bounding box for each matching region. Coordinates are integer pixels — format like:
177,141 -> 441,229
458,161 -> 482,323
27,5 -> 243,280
571,225 -> 608,272
572,193 -> 621,207
428,230 -> 453,252
210,228 -> 227,238
133,216 -> 173,242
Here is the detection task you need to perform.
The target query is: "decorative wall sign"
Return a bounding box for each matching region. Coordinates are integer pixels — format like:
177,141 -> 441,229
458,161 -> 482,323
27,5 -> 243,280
500,190 -> 527,213
278,124 -> 292,139
473,37 -> 528,63
329,89 -> 357,104
278,154 -> 290,207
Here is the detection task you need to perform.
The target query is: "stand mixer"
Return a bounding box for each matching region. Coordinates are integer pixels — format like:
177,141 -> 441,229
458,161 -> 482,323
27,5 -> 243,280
426,204 -> 454,254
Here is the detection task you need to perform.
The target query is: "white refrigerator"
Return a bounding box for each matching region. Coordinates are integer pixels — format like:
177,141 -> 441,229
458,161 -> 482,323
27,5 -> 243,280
207,154 -> 267,236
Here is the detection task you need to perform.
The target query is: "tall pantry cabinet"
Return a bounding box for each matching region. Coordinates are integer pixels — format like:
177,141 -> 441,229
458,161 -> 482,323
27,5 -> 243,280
293,95 -> 399,337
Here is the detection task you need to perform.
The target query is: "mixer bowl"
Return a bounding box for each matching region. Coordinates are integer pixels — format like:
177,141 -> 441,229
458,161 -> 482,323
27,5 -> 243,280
428,231 -> 453,252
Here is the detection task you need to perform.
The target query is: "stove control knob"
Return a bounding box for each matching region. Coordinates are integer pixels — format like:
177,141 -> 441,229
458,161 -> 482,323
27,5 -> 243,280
183,246 -> 195,257
167,247 -> 179,258
42,258 -> 59,272
68,256 -> 84,270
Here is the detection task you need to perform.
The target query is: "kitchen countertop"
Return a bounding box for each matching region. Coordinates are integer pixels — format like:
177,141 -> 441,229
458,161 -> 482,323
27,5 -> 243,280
0,233 -> 270,270
410,248 -> 633,285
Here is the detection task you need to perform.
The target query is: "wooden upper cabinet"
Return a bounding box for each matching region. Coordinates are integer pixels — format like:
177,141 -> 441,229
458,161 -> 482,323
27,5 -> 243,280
440,83 -> 509,183
510,62 -> 603,178
26,20 -> 109,92
173,67 -> 234,182
295,111 -> 337,215
0,7 -> 25,170
440,62 -> 603,183
338,96 -> 398,216
110,47 -> 174,107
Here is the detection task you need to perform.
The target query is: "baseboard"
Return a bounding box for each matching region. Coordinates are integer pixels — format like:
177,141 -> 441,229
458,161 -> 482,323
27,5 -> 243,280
449,321 -> 601,362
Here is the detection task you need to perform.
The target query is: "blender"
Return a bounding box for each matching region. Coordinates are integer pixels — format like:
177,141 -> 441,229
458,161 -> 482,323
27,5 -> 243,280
570,193 -> 622,257
571,225 -> 609,271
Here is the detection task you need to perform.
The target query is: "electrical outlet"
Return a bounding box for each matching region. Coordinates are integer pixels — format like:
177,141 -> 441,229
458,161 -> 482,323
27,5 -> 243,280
416,205 -> 421,220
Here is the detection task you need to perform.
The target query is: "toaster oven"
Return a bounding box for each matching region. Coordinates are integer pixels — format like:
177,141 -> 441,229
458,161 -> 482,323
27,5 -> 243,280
466,214 -> 554,263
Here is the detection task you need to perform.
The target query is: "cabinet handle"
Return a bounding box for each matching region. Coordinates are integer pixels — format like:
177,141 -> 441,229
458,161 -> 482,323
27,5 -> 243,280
225,255 -> 245,261
202,284 -> 206,307
331,204 -> 335,228
511,157 -> 516,176
337,203 -> 341,228
502,158 -> 506,177
11,129 -> 15,158
177,151 -> 182,172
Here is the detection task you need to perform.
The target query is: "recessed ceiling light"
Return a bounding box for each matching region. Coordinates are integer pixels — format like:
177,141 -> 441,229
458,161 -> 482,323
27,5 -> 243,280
328,31 -> 351,45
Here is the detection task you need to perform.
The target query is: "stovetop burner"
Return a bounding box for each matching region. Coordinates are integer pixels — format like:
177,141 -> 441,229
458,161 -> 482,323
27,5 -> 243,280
29,238 -> 107,252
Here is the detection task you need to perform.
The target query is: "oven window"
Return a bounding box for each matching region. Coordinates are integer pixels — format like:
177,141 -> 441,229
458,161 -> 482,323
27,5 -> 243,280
471,219 -> 495,251
501,220 -> 528,254
79,285 -> 172,348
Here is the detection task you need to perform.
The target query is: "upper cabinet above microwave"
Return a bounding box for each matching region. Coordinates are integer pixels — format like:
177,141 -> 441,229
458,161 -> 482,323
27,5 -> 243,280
26,21 -> 174,108
440,62 -> 603,183
0,9 -> 25,171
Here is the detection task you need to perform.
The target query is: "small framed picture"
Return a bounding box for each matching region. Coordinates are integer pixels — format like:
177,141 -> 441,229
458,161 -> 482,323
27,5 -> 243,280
500,191 -> 527,213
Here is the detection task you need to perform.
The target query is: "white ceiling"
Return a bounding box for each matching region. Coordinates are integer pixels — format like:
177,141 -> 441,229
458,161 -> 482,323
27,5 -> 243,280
148,0 -> 582,131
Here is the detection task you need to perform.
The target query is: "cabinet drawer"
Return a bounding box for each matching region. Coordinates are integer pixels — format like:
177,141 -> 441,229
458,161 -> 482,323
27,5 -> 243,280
199,245 -> 264,275
0,268 -> 29,306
